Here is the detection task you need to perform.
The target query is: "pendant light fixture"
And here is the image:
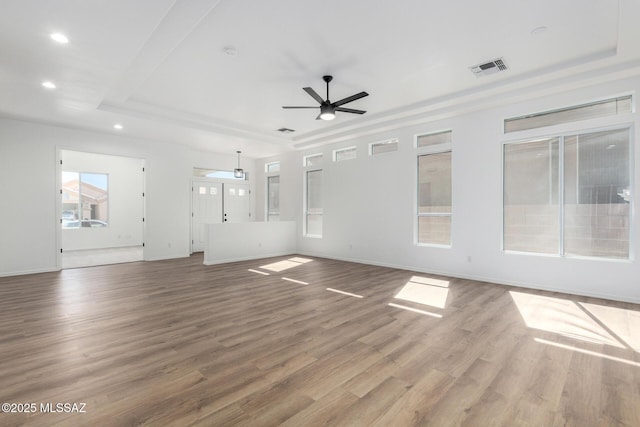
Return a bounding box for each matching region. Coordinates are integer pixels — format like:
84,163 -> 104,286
234,150 -> 244,178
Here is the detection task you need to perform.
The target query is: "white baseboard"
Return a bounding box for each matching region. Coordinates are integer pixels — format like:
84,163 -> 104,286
0,267 -> 60,277
144,253 -> 191,262
297,251 -> 640,305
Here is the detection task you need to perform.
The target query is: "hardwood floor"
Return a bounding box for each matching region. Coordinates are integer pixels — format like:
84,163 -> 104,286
0,254 -> 638,426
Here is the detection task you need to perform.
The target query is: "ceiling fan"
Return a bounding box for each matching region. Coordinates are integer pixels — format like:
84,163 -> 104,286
283,75 -> 368,120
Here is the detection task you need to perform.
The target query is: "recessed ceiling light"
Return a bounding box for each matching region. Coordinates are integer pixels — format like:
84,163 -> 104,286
531,26 -> 548,36
113,124 -> 123,130
50,33 -> 69,44
42,81 -> 56,89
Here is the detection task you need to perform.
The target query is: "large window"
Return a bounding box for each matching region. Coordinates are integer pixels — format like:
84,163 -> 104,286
61,172 -> 109,228
305,169 -> 323,237
265,161 -> 280,222
416,130 -> 452,246
417,151 -> 452,245
267,175 -> 280,221
503,127 -> 631,259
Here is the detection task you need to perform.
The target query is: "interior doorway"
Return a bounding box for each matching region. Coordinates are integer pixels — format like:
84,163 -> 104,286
59,150 -> 145,268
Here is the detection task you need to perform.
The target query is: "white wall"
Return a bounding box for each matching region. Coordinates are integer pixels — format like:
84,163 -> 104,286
0,118 -> 255,275
256,76 -> 640,303
61,150 -> 144,251
203,221 -> 296,265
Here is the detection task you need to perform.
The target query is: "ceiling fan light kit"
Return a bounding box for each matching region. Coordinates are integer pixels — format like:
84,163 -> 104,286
319,104 -> 335,120
283,75 -> 368,121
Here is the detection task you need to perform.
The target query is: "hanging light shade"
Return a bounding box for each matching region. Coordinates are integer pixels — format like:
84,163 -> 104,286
234,150 -> 244,178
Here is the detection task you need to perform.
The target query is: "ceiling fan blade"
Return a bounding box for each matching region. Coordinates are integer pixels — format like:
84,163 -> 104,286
303,87 -> 325,104
335,107 -> 366,114
282,106 -> 318,109
333,91 -> 369,107
315,112 -> 323,120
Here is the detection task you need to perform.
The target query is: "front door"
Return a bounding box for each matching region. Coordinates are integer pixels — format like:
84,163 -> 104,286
192,181 -> 222,252
223,182 -> 251,223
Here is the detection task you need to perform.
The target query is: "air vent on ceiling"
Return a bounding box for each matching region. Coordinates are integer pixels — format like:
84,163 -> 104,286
469,57 -> 508,77
277,127 -> 295,133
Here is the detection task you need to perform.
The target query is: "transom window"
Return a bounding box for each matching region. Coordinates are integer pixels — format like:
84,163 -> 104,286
370,139 -> 399,155
504,96 -> 632,133
333,146 -> 357,162
303,153 -> 323,167
265,162 -> 280,173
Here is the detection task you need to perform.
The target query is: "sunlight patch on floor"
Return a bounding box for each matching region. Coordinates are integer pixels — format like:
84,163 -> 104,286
248,269 -> 270,275
510,291 -> 626,349
326,288 -> 363,298
579,302 -> 640,351
535,338 -> 640,367
259,257 -> 313,272
388,302 -> 443,318
282,277 -> 309,285
288,257 -> 313,264
393,276 -> 449,309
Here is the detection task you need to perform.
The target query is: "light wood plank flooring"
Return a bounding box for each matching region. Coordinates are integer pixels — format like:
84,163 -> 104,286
0,254 -> 638,426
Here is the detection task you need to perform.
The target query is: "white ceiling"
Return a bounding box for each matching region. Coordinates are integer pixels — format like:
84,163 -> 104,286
1,0 -> 638,158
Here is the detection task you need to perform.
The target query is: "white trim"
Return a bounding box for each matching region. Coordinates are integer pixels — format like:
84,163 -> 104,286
414,129 -> 453,149
296,251 -> 640,305
332,146 -> 357,162
369,138 -> 399,156
503,94 -> 633,134
501,123 -> 633,260
416,150 -> 453,247
264,161 -> 280,173
0,267 -> 60,277
303,153 -> 323,167
144,253 -> 190,262
266,174 -> 280,222
303,168 -> 323,238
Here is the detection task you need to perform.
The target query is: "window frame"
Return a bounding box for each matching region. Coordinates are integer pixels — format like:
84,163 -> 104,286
265,161 -> 280,173
501,123 -> 634,261
504,95 -> 633,134
303,153 -> 323,167
369,138 -> 399,156
266,174 -> 280,222
333,146 -> 357,162
265,160 -> 280,222
304,168 -> 323,238
415,130 -> 453,247
415,129 -> 452,148
61,171 -> 110,229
